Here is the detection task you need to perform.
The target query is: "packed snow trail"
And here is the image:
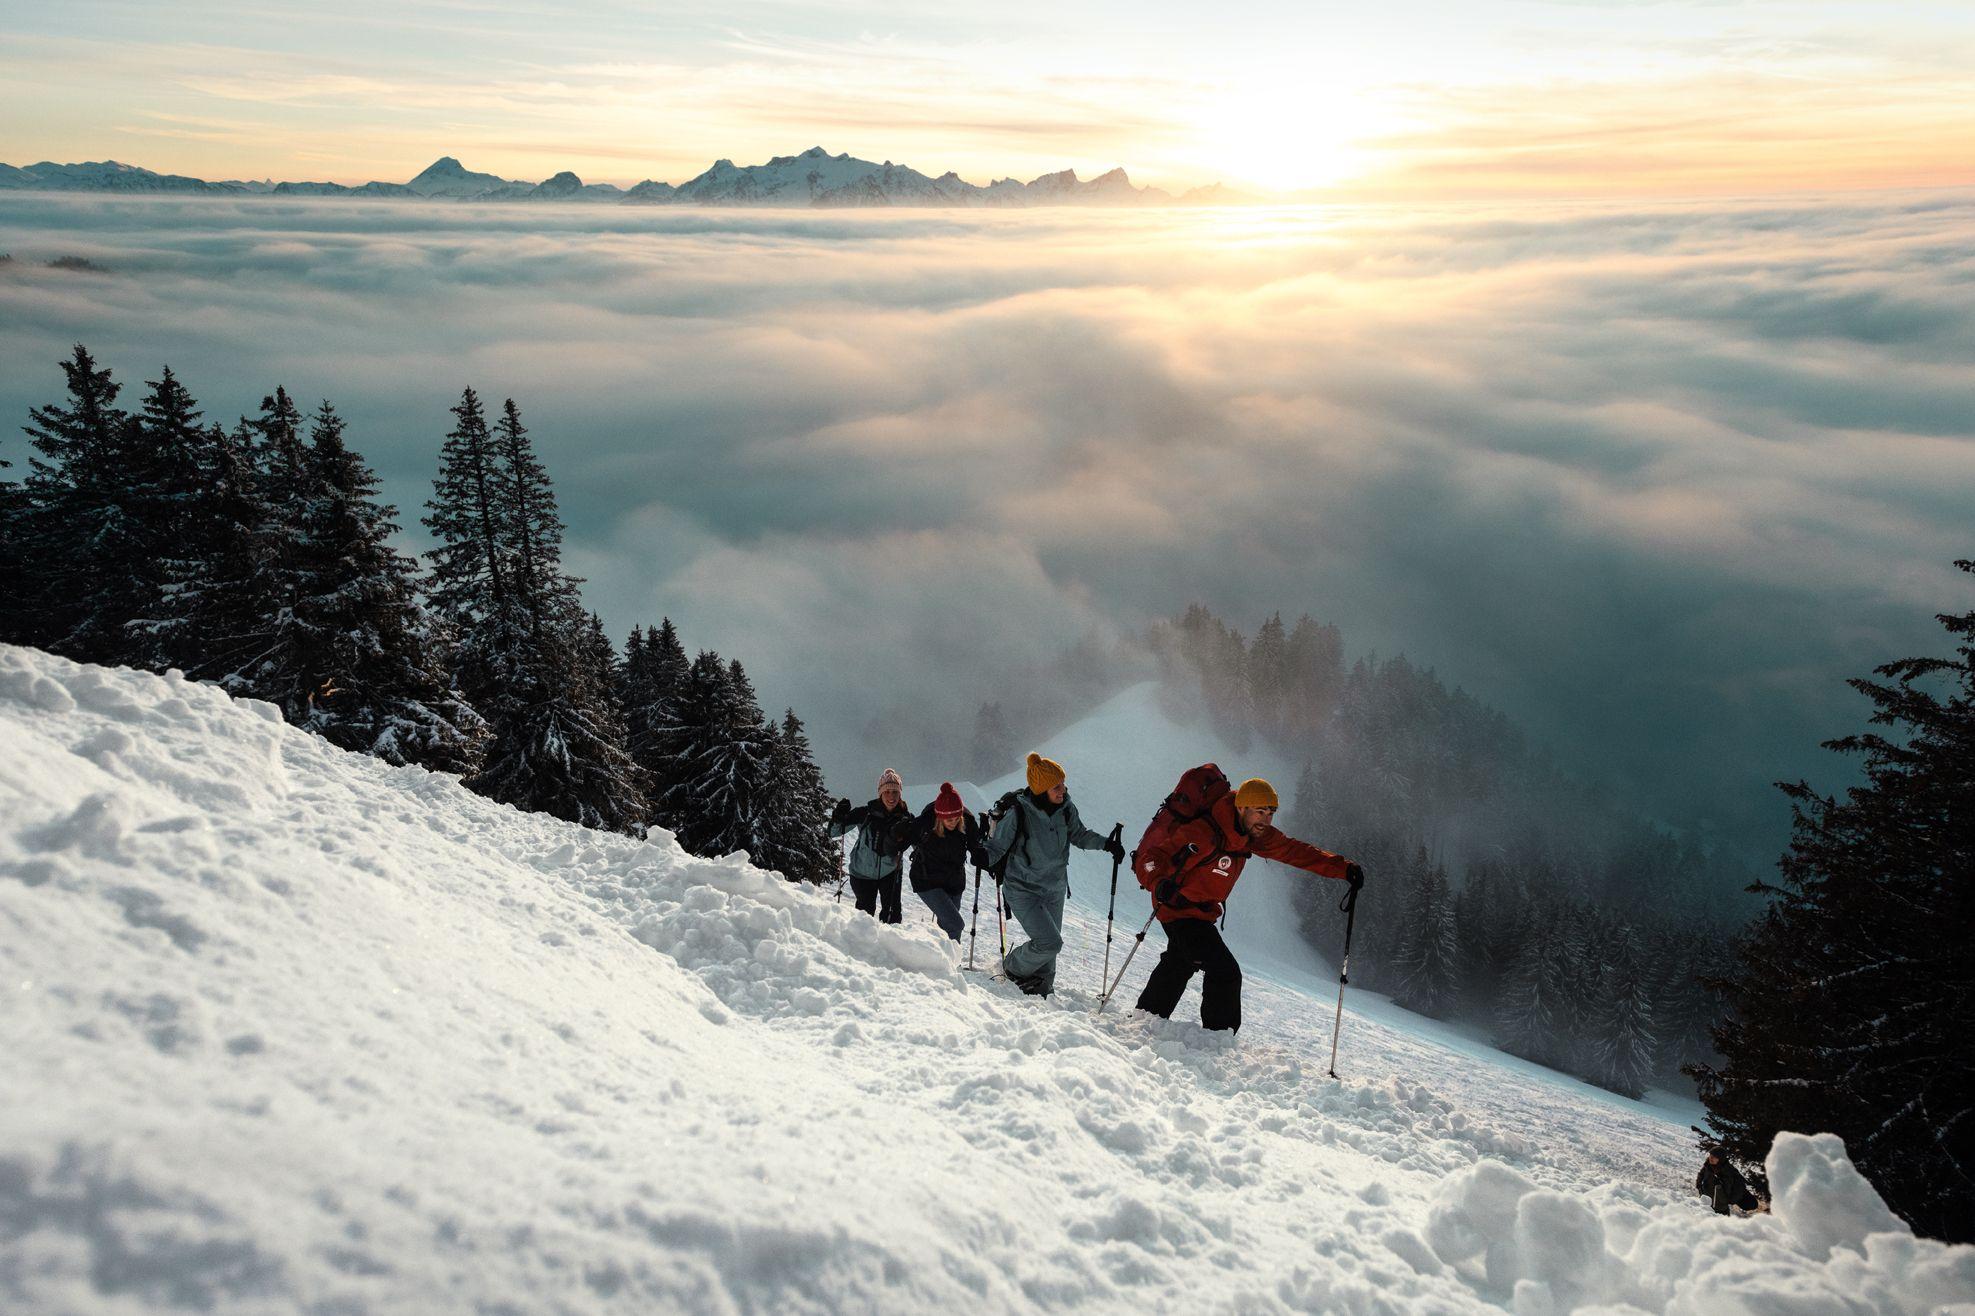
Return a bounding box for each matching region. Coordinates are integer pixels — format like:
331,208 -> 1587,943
2,648 -> 1970,1314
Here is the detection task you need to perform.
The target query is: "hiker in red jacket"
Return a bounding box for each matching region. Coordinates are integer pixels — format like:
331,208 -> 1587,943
1134,777 -> 1361,1032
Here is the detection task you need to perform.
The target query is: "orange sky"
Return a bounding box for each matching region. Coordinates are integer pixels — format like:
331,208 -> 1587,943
2,1 -> 1972,199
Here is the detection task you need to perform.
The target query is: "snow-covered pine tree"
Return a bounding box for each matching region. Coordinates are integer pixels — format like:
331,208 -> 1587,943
1392,844 -> 1458,1017
250,386 -> 309,490
143,419 -> 285,684
422,387 -> 514,710
456,401 -> 645,832
625,618 -> 693,834
0,448 -> 22,641
490,398 -> 577,639
468,610 -> 645,832
574,611 -> 620,704
16,345 -> 135,659
657,652 -> 775,858
1495,911 -> 1566,1068
1588,927 -> 1656,1098
756,709 -> 839,884
1693,560 -> 1975,1242
122,369 -> 226,670
287,401 -> 484,773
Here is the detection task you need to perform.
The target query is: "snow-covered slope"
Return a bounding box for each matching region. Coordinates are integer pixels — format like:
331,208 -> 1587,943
3,646 -> 1969,1313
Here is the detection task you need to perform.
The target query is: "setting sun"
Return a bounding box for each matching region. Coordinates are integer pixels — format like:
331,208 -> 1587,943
1187,78 -> 1398,193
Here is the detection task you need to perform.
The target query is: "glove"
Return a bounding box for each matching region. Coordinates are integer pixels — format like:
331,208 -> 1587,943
1344,861 -> 1365,890
1104,830 -> 1126,863
1153,877 -> 1179,907
831,798 -> 853,825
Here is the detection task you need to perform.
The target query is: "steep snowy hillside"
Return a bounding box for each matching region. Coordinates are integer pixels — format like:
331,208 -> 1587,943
3,646 -> 1969,1314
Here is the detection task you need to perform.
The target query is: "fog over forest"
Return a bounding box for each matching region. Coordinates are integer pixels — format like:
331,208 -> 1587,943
4,191 -> 1971,873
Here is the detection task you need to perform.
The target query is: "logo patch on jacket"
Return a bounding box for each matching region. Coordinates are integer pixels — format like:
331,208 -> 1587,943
1216,855 -> 1233,873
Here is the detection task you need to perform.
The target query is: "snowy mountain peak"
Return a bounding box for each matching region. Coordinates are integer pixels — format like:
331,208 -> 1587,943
406,155 -> 523,197
1,148 -> 1232,208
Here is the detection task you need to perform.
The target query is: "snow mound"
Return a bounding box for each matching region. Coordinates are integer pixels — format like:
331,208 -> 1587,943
2,646 -> 1969,1314
1423,1132 -> 1973,1314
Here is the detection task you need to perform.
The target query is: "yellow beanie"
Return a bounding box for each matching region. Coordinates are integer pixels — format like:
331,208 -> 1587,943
1234,777 -> 1278,809
1026,752 -> 1066,794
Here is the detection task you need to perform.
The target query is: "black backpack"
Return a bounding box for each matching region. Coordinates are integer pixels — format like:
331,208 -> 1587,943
983,790 -> 1030,880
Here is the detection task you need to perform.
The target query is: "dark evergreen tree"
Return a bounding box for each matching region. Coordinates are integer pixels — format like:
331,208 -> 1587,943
1692,560 -> 1975,1241
287,401 -> 484,773
758,709 -> 839,884
143,419 -> 285,684
438,396 -> 644,832
1496,914 -> 1566,1068
1589,928 -> 1656,1099
490,398 -> 575,638
970,700 -> 1016,780
658,652 -> 775,857
422,387 -> 513,709
625,617 -> 693,833
1392,845 -> 1457,1017
0,448 -> 24,641
122,369 -> 224,669
250,386 -> 308,490
1248,611 -> 1288,731
468,614 -> 644,830
16,345 -> 135,659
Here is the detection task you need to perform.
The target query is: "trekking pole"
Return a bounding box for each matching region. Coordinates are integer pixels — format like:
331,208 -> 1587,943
1327,880 -> 1360,1080
1096,910 -> 1157,1014
1101,824 -> 1123,996
996,875 -> 1008,962
965,865 -> 984,971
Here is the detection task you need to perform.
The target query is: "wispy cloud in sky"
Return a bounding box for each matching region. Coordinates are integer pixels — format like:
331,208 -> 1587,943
1,192 -> 1969,855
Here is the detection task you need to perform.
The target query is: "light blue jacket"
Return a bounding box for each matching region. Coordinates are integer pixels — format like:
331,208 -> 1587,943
985,790 -> 1108,893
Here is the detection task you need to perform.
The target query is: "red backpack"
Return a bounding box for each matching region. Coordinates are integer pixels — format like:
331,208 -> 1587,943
1132,763 -> 1232,892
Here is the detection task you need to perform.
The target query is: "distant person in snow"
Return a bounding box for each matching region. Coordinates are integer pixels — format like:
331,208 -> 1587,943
1134,776 -> 1360,1033
1696,1151 -> 1764,1215
984,753 -> 1125,996
830,769 -> 912,924
892,782 -> 989,942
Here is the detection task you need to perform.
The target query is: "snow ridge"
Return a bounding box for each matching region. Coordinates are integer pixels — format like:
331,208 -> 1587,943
1,645 -> 1968,1313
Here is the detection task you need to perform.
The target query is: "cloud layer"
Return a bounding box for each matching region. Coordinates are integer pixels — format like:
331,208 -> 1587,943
2,192 -> 1970,853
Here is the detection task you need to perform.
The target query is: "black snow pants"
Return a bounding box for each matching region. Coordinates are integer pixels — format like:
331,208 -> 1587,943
851,872 -> 903,924
1135,917 -> 1243,1031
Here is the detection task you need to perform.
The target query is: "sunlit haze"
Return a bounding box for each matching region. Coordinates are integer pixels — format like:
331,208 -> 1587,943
4,1 -> 1973,197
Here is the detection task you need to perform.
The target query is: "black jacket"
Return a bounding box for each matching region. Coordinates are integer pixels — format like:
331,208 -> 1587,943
1696,1158 -> 1758,1214
893,803 -> 990,896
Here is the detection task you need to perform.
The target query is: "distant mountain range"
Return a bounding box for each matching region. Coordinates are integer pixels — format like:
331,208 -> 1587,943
0,148 -> 1252,208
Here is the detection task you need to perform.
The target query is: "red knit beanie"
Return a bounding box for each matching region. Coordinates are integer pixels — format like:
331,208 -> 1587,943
934,782 -> 964,818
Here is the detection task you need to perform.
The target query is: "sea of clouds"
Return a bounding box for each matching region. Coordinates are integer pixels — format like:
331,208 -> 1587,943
1,191 -> 1969,853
